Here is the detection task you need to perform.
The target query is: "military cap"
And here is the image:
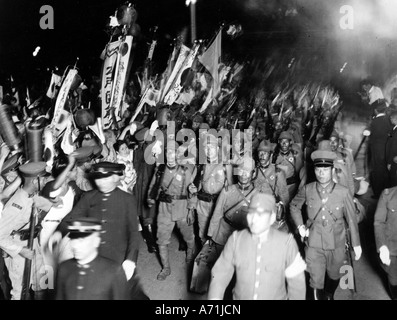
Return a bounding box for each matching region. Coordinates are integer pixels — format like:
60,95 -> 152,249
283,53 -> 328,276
18,161 -> 48,178
317,140 -> 332,152
199,123 -> 210,130
68,217 -> 103,239
205,105 -> 216,115
236,156 -> 256,172
73,146 -> 98,165
192,114 -> 203,123
88,161 -> 125,179
278,131 -> 293,141
311,150 -> 337,167
257,140 -> 275,153
134,127 -> 154,143
329,130 -> 340,139
40,180 -> 63,200
248,192 -> 276,214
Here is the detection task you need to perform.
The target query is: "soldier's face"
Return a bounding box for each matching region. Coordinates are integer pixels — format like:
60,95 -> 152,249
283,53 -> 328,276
279,139 -> 290,152
94,175 -> 119,193
314,166 -> 333,184
237,168 -> 253,185
330,137 -> 338,152
247,211 -> 276,235
258,151 -> 271,166
70,232 -> 100,262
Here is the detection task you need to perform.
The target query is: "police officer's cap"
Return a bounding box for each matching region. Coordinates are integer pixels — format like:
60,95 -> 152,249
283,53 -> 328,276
257,140 -> 275,153
88,161 -> 125,179
18,161 -> 48,178
278,131 -> 293,141
248,192 -> 276,214
68,217 -> 103,239
311,150 -> 337,167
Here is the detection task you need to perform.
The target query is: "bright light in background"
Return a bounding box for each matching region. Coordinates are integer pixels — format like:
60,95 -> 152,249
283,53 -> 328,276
32,46 -> 41,57
185,0 -> 197,6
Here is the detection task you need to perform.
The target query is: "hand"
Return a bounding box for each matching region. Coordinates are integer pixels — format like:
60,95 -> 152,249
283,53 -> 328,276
129,123 -> 137,135
379,246 -> 391,266
353,246 -> 362,261
188,183 -> 198,195
298,225 -> 308,238
122,260 -> 136,280
68,153 -> 77,166
19,247 -> 34,260
187,209 -> 195,226
147,198 -> 156,208
149,120 -> 159,134
151,140 -> 163,158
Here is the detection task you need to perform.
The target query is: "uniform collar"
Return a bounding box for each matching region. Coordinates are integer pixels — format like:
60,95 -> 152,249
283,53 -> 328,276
238,182 -> 253,191
316,181 -> 335,194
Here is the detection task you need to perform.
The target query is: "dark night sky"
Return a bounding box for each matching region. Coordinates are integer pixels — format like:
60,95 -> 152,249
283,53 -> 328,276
1,0 -> 396,96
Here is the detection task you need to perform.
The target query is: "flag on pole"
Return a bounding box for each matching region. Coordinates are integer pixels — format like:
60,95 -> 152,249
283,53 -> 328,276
46,73 -> 62,99
198,29 -> 222,97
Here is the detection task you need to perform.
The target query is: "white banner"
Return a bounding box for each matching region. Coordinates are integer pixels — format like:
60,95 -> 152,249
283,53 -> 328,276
100,39 -> 122,129
164,43 -> 200,106
160,45 -> 191,102
51,69 -> 77,138
111,35 -> 133,125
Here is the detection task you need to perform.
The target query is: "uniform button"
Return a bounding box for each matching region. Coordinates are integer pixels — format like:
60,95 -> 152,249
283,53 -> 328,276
102,219 -> 107,223
322,208 -> 325,211
79,271 -> 86,275
255,281 -> 259,288
253,294 -> 258,300
77,286 -> 84,290
258,243 -> 262,249
322,216 -> 325,219
256,269 -> 260,275
101,209 -> 106,212
102,198 -> 108,201
101,241 -> 106,245
257,256 -> 261,263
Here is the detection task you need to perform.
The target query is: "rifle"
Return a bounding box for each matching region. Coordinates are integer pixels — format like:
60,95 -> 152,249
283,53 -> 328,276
21,206 -> 38,300
148,164 -> 166,201
343,218 -> 357,294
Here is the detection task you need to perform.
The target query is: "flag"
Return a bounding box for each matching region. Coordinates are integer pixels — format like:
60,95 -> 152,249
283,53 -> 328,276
198,29 -> 222,97
46,73 -> 62,99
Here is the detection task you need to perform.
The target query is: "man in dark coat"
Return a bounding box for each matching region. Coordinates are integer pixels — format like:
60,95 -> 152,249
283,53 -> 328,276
367,102 -> 392,198
386,111 -> 397,188
55,217 -> 129,300
65,162 -> 147,299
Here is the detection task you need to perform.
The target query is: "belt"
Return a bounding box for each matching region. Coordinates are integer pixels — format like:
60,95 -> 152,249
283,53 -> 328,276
312,219 -> 343,227
171,195 -> 188,200
197,191 -> 219,202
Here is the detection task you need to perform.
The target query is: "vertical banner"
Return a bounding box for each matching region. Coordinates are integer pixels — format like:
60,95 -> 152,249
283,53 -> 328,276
164,43 -> 200,106
160,45 -> 191,102
111,35 -> 133,125
51,68 -> 78,138
100,39 -> 122,129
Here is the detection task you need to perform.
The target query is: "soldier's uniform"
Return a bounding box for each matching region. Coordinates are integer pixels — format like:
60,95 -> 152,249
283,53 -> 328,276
55,218 -> 129,300
147,144 -> 197,280
0,162 -> 47,300
274,131 -> 303,200
374,187 -> 397,299
290,150 -> 361,300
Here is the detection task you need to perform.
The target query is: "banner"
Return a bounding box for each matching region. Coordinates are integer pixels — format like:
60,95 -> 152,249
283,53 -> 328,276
111,35 -> 133,126
160,44 -> 191,102
164,43 -> 200,106
46,73 -> 62,99
51,68 -> 77,138
100,39 -> 122,129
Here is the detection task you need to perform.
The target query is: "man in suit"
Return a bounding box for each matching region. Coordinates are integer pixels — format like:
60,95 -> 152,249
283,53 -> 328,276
386,111 -> 397,188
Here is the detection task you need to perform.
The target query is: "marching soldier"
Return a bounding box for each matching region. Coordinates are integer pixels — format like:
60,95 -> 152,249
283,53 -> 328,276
273,131 -> 303,200
253,139 -> 289,231
147,140 -> 197,281
55,217 -> 129,300
290,150 -> 362,300
188,134 -> 233,245
374,186 -> 397,300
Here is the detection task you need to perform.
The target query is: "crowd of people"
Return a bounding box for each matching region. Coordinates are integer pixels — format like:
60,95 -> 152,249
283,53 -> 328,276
1,11 -> 397,300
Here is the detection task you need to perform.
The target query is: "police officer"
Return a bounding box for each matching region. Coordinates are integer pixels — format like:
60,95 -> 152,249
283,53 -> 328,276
66,162 -> 143,298
290,150 -> 362,300
188,134 -> 233,245
253,139 -> 289,230
374,186 -> 397,299
0,161 -> 48,300
147,140 -> 197,280
274,131 -> 303,201
55,217 -> 129,300
208,193 -> 306,300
